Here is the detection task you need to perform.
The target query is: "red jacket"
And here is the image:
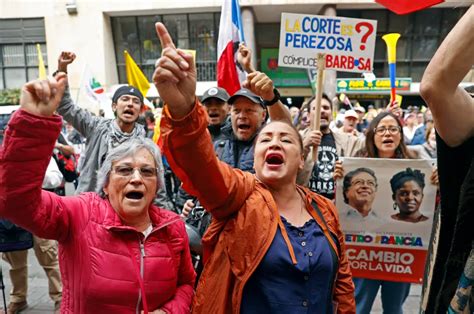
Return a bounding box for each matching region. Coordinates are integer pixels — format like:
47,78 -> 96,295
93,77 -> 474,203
0,110 -> 195,313
161,102 -> 355,314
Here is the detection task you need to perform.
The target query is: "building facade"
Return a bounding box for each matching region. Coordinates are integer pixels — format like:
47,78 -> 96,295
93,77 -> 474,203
0,0 -> 472,110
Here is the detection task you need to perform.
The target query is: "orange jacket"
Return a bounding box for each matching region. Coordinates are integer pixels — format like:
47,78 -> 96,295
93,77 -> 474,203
161,101 -> 355,314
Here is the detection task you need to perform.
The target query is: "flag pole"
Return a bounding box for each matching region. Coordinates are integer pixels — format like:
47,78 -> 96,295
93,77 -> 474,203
75,64 -> 87,105
311,53 -> 326,162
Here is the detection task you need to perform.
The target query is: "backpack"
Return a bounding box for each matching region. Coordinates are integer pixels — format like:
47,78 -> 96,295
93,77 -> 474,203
0,220 -> 34,252
54,152 -> 79,183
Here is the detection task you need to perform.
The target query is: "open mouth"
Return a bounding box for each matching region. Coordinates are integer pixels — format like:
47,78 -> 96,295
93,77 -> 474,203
125,191 -> 144,200
238,123 -> 251,131
265,153 -> 284,165
209,113 -> 219,118
123,109 -> 134,117
382,139 -> 394,144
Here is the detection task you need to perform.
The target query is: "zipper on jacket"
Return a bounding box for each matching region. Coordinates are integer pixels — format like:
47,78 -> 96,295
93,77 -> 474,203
136,239 -> 146,314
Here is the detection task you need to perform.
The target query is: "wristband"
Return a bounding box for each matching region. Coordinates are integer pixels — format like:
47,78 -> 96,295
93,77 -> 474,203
263,88 -> 280,107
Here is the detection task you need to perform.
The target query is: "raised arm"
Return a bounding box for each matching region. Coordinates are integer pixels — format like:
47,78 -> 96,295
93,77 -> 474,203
237,43 -> 291,123
420,6 -> 474,147
154,23 -> 254,219
54,51 -> 102,137
0,75 -> 86,241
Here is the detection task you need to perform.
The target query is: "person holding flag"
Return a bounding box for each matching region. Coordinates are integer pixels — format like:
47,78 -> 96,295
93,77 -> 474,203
52,52 -> 173,210
217,0 -> 247,95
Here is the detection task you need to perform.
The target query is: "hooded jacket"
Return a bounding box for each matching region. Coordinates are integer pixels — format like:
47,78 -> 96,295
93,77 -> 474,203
161,102 -> 355,314
0,109 -> 195,313
57,88 -> 173,210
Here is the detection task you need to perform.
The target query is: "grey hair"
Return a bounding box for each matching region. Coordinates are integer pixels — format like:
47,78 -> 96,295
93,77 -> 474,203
96,137 -> 164,198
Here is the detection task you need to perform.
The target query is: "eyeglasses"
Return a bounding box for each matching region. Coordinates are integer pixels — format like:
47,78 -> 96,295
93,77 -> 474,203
374,126 -> 401,135
112,165 -> 158,178
352,179 -> 377,188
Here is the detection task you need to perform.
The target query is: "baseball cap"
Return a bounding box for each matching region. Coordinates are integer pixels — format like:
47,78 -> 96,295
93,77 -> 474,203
344,109 -> 359,119
112,85 -> 144,104
201,87 -> 230,103
228,88 -> 264,108
354,106 -> 366,113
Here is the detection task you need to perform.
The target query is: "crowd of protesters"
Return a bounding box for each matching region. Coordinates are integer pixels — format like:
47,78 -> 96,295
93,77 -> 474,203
0,5 -> 473,314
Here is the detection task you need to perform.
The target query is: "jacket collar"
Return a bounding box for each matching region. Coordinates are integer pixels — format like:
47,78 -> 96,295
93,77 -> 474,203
101,199 -> 180,233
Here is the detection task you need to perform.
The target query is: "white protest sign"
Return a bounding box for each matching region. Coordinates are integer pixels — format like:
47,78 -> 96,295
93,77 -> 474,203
278,13 -> 377,73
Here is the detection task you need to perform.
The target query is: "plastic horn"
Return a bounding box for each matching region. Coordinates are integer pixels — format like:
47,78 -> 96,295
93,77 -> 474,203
382,33 -> 400,104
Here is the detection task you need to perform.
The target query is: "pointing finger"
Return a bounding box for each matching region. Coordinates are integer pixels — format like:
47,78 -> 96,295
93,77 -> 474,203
155,22 -> 176,50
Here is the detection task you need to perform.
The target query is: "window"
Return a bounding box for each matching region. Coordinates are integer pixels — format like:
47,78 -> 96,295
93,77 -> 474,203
0,18 -> 47,89
337,8 -> 468,81
112,12 -> 220,83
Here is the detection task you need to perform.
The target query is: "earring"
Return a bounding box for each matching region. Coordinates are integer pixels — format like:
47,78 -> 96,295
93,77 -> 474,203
393,203 -> 397,211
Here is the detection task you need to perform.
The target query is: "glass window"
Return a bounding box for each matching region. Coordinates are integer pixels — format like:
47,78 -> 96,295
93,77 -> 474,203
25,44 -> 47,66
189,13 -> 216,61
440,10 -> 465,37
410,62 -> 428,81
388,14 -> 412,35
138,16 -> 162,65
4,68 -> 26,89
3,45 -> 25,66
27,67 -> 39,80
414,10 -> 441,35
162,15 -> 188,46
336,7 -> 467,81
411,36 -> 438,60
113,17 -> 140,64
0,18 -> 46,89
113,12 -> 219,83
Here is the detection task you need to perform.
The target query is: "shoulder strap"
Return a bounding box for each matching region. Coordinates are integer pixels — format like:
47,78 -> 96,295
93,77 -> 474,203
310,199 -> 341,258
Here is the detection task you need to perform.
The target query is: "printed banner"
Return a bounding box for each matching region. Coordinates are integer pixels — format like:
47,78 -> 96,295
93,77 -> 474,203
278,13 -> 377,73
336,158 -> 437,283
336,78 -> 412,93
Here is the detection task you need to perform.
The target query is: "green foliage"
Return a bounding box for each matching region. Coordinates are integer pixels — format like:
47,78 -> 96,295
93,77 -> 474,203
0,89 -> 21,106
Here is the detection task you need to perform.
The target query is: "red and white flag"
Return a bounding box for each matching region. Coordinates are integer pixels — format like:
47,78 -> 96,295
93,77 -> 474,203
217,0 -> 245,95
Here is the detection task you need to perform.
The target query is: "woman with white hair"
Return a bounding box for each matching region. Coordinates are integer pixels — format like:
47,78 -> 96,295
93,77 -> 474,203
0,74 -> 195,313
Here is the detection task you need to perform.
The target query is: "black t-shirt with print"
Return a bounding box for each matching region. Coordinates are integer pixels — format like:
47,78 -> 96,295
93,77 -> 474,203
308,132 -> 338,200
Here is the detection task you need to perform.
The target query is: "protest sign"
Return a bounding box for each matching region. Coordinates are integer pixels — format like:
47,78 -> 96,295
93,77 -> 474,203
336,158 -> 437,283
278,13 -> 377,73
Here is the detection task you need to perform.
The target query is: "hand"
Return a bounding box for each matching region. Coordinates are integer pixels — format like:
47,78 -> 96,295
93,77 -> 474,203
57,51 -> 76,73
386,101 -> 402,119
237,43 -> 255,73
242,71 -> 274,101
153,23 -> 196,119
20,74 -> 67,117
430,167 -> 439,186
180,199 -> 195,218
302,130 -> 322,156
333,160 -> 345,181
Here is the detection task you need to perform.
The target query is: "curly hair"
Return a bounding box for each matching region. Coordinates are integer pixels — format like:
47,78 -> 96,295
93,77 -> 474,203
389,167 -> 425,196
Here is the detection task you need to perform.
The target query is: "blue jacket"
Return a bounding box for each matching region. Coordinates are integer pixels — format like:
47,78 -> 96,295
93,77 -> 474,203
214,125 -> 255,173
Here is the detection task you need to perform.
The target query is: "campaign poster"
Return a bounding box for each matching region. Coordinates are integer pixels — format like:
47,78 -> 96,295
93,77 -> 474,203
278,13 -> 377,73
335,158 -> 437,283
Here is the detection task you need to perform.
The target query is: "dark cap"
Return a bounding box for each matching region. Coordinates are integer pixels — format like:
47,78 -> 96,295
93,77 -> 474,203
201,87 -> 230,103
112,85 -> 144,104
228,88 -> 264,108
